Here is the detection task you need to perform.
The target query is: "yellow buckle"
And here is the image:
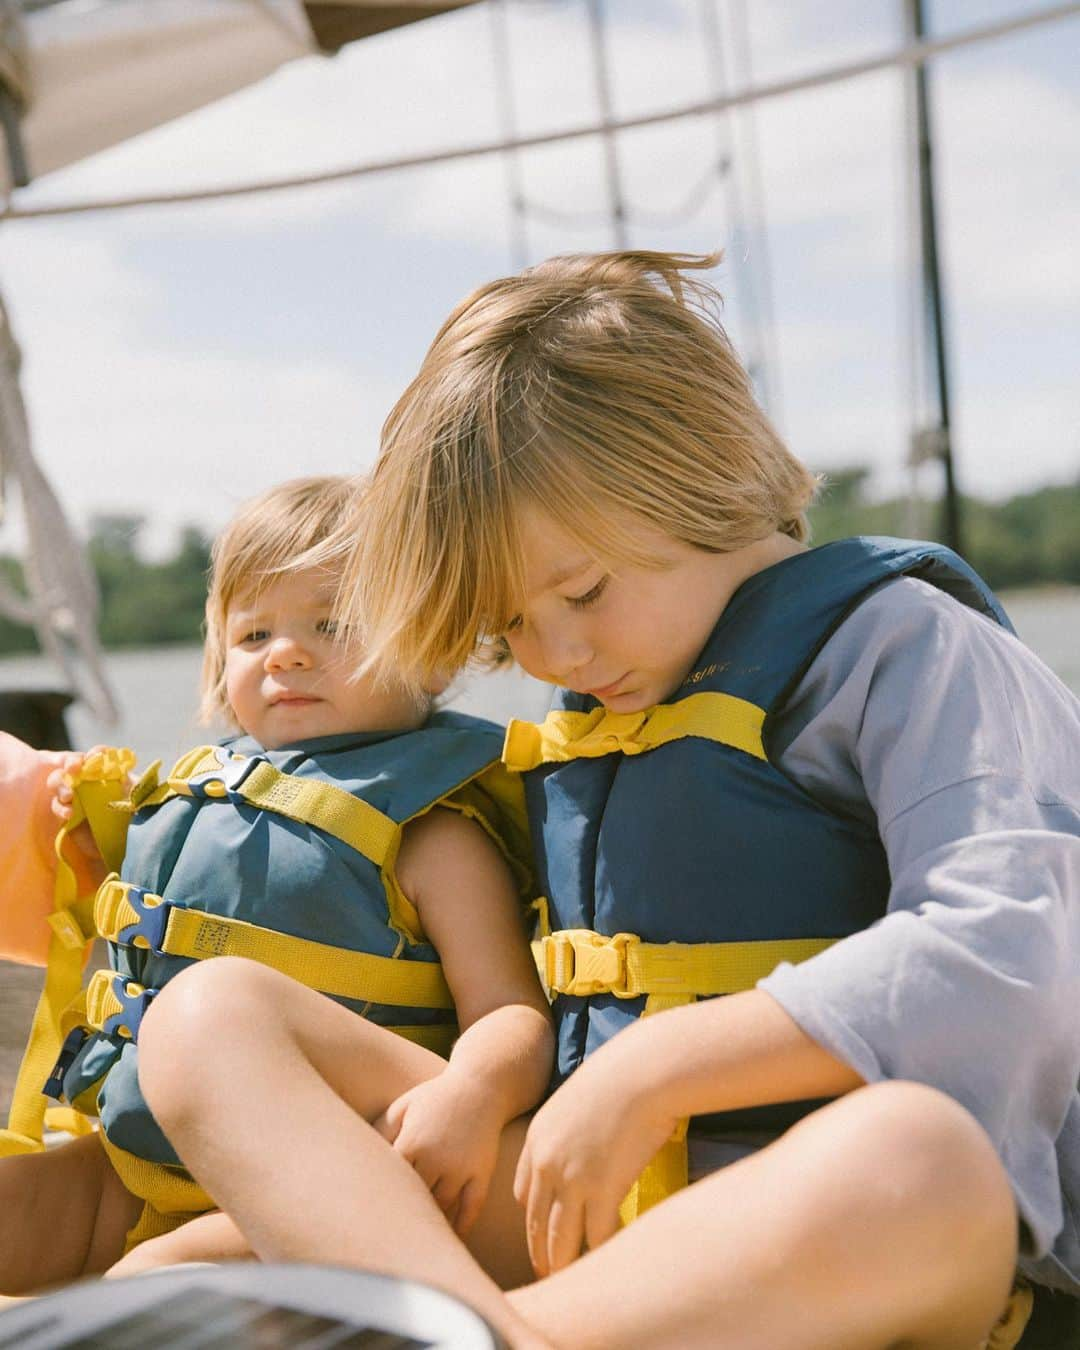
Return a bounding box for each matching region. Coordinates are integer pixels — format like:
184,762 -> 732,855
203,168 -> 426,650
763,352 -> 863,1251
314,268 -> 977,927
542,930 -> 640,998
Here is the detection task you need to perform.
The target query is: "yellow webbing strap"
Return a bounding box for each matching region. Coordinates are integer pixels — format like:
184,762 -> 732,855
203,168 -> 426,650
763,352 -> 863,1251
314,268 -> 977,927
531,928 -> 837,1226
101,1131 -> 214,1218
140,746 -> 399,869
503,690 -> 767,771
94,880 -> 455,1011
533,930 -> 837,1001
986,1280 -> 1034,1350
0,749 -> 134,1158
619,993 -> 693,1226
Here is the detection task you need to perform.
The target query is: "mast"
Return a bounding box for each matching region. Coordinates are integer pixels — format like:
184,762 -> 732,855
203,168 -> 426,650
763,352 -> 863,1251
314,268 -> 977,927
906,0 -> 963,553
584,0 -> 627,249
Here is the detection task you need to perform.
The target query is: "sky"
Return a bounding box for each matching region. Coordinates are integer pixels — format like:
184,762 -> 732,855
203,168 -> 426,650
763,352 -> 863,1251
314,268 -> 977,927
0,0 -> 1077,558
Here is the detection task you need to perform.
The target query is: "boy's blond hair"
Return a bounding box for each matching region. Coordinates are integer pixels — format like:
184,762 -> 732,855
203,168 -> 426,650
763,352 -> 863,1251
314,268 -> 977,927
201,475 -> 363,725
343,250 -> 816,687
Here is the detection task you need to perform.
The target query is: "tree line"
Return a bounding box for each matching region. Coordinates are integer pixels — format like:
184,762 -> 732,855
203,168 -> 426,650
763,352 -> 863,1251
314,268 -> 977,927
0,479 -> 1077,657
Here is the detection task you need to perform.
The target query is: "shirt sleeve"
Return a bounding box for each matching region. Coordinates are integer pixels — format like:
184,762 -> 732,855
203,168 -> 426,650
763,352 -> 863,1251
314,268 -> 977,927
758,579 -> 1080,1265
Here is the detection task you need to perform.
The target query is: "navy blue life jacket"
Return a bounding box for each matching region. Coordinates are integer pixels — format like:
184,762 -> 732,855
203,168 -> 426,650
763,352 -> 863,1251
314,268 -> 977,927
508,537 -> 1011,1137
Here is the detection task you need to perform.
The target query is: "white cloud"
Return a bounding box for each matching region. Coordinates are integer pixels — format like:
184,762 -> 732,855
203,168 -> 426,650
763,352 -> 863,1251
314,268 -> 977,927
1,0 -> 1076,531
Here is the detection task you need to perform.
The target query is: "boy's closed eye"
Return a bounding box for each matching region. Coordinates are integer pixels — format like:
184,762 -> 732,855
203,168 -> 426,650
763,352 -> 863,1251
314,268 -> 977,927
567,576 -> 609,609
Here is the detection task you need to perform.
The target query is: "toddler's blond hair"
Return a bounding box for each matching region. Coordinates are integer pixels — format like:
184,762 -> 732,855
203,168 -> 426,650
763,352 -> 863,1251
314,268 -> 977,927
201,475 -> 362,725
343,250 -> 816,687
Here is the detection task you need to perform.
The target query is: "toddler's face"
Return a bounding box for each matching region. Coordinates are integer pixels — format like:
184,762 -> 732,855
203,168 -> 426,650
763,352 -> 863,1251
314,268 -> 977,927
503,506 -> 769,711
224,568 -> 423,749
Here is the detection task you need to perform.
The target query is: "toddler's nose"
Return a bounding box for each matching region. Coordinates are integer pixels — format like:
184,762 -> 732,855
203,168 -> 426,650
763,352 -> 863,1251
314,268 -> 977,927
264,635 -> 313,670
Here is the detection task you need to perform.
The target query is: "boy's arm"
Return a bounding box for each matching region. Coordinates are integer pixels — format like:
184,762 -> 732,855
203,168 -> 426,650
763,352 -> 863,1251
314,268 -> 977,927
386,806 -> 553,1232
514,985 -> 861,1273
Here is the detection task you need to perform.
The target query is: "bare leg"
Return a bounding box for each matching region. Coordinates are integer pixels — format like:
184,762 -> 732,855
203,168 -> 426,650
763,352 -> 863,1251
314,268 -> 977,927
510,1081 -> 1018,1350
0,1133 -> 141,1294
141,963 -> 1016,1350
138,958 -> 546,1348
107,1210 -> 253,1278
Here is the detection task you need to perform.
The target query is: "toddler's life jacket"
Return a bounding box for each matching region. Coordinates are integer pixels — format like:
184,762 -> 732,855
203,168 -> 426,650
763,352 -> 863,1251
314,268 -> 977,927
503,537 -> 1011,1218
40,712 -> 530,1227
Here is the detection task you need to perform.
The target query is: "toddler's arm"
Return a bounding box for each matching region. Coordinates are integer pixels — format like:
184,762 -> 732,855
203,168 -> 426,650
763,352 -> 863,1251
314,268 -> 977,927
382,807 -> 554,1234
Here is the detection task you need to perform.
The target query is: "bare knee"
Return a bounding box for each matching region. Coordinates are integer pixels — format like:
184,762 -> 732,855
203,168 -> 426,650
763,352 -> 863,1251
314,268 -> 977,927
138,957 -> 280,1124
789,1081 -> 1018,1321
829,1081 -> 1015,1233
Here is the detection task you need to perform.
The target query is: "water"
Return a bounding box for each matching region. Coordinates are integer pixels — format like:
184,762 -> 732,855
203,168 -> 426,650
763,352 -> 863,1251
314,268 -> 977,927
0,588 -> 1075,761
0,644 -> 555,765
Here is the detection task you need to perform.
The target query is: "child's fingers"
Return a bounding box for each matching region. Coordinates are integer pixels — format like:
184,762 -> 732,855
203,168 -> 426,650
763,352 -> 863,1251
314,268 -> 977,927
512,1140 -> 532,1207
583,1192 -> 621,1254
524,1174 -> 553,1277
453,1177 -> 485,1237
546,1194 -> 585,1275
50,795 -> 73,822
432,1176 -> 462,1228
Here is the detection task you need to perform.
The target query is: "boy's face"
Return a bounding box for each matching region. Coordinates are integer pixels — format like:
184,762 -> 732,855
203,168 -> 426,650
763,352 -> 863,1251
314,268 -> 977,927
504,505 -> 795,712
224,568 -> 424,749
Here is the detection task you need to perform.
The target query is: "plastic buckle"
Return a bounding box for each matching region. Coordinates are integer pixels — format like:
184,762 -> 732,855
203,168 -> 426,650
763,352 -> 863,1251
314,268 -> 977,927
100,974 -> 156,1042
543,931 -> 638,998
185,751 -> 260,800
43,1027 -> 91,1101
115,884 -> 172,954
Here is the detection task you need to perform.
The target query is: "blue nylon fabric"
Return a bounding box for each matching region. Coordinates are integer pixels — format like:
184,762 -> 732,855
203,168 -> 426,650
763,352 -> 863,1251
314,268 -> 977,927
527,537 -> 1008,1134
65,711 -> 506,1166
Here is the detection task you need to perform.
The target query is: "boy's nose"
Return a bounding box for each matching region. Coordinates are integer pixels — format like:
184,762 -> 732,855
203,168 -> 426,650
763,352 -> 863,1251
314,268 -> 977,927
537,621 -> 593,683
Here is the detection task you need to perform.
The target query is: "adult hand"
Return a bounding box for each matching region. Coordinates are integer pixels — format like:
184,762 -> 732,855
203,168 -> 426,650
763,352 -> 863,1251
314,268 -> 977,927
379,1069 -> 503,1237
513,1036 -> 680,1276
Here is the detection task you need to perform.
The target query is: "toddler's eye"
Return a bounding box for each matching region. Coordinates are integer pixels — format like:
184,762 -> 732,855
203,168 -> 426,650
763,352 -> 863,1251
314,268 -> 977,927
240,629 -> 269,644
316,618 -> 341,637
568,577 -> 608,609
504,614 -> 523,634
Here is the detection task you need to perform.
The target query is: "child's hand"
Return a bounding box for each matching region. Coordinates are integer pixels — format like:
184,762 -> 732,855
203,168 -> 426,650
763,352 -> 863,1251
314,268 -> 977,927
46,752 -> 85,825
45,748 -> 115,886
378,1069 -> 503,1236
513,1040 -> 679,1277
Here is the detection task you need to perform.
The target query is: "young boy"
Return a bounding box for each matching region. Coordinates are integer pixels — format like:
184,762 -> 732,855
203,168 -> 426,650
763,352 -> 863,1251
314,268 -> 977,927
132,254 -> 1080,1350
0,475 -> 552,1292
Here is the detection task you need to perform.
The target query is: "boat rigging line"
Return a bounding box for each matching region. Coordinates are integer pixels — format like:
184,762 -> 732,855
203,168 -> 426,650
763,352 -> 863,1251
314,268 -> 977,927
3,1 -> 1077,221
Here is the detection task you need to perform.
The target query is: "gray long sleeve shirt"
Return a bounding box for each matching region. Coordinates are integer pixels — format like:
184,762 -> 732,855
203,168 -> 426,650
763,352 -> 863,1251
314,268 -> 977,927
759,577 -> 1080,1292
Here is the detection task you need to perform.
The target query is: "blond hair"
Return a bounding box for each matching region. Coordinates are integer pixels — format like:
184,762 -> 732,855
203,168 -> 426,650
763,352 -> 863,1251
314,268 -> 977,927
200,475 -> 363,725
343,250 -> 816,687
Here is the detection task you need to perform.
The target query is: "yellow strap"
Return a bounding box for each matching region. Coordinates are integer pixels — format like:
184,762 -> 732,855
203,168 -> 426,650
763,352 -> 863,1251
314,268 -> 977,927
123,1203 -> 196,1257
619,993 -> 693,1226
503,690 -> 766,771
987,1280 -> 1034,1350
94,884 -> 455,1011
236,761 -> 399,867
100,1132 -> 214,1217
0,750 -> 134,1157
530,929 -> 837,1228
142,746 -> 400,869
533,929 -> 837,1000
43,1106 -> 96,1138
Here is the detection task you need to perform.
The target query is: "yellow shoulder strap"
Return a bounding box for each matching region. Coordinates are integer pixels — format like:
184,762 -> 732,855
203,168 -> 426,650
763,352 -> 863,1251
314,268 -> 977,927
0,748 -> 135,1158
503,690 -> 767,771
140,746 -> 399,869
